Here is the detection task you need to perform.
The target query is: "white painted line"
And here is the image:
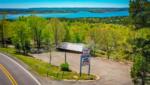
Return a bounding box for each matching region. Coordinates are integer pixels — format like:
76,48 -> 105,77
0,53 -> 41,85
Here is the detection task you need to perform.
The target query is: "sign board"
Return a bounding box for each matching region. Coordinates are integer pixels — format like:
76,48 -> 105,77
80,48 -> 91,76
81,54 -> 90,66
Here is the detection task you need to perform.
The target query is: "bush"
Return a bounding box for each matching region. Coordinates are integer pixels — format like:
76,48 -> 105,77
60,63 -> 69,71
131,55 -> 144,79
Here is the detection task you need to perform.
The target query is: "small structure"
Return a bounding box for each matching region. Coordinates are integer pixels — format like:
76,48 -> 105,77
57,42 -> 85,53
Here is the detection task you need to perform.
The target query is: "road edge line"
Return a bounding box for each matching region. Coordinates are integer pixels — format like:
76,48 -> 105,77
0,64 -> 18,85
0,53 -> 41,85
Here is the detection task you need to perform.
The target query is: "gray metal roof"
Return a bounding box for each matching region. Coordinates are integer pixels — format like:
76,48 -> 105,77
58,42 -> 85,52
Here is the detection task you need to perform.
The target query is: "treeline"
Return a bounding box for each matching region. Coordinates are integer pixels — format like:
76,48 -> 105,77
60,16 -> 130,25
0,15 -> 149,61
0,16 -> 66,54
129,0 -> 150,85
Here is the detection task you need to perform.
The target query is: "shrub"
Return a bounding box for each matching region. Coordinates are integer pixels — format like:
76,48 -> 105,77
60,63 -> 69,71
131,55 -> 144,79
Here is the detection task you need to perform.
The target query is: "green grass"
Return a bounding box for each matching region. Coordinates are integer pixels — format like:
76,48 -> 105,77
0,48 -> 96,80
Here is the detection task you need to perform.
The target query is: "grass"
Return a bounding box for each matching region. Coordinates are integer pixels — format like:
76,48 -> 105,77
0,47 -> 96,80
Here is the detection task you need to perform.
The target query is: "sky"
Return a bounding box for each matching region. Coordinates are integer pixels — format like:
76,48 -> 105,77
0,0 -> 129,8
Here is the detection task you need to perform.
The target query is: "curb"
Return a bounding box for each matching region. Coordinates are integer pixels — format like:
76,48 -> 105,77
63,75 -> 100,82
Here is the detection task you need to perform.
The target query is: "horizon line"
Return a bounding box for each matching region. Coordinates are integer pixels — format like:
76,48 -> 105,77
0,7 -> 129,9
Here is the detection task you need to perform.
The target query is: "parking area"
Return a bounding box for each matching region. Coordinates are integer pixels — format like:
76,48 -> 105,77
32,51 -> 133,85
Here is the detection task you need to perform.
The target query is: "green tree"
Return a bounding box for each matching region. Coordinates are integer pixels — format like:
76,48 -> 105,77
131,37 -> 150,85
131,54 -> 146,84
87,26 -> 101,56
42,22 -> 55,64
49,18 -> 65,47
130,28 -> 150,85
98,28 -> 116,59
0,15 -> 9,47
27,16 -> 46,52
63,25 -> 71,42
12,21 -> 31,55
129,0 -> 150,28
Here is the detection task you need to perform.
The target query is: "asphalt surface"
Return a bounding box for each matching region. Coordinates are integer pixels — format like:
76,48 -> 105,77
0,67 -> 12,85
33,51 -> 133,85
0,53 -> 41,85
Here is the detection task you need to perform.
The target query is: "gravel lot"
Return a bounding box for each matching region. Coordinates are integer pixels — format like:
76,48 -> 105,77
32,51 -> 133,85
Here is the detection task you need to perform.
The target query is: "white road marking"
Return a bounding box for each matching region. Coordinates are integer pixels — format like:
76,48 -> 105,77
0,53 -> 41,85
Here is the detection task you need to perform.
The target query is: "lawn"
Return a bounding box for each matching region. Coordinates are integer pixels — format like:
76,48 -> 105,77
0,48 -> 96,80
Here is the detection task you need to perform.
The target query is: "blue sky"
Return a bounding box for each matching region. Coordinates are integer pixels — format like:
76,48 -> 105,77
0,0 -> 129,8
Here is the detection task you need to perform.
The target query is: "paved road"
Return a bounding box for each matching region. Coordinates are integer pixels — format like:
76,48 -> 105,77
0,66 -> 12,85
0,53 -> 41,85
33,51 -> 133,85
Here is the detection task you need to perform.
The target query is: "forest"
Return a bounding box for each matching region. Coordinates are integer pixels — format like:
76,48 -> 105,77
0,0 -> 150,84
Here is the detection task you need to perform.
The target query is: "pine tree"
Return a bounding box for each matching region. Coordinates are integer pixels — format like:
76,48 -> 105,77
129,0 -> 150,28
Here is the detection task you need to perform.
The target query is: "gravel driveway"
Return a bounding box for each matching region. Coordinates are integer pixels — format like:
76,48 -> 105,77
31,51 -> 133,85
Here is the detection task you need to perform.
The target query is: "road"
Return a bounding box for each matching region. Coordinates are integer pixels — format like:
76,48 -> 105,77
0,65 -> 12,85
0,53 -> 41,85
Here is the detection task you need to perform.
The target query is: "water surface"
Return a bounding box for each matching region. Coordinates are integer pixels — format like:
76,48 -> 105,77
0,11 -> 129,19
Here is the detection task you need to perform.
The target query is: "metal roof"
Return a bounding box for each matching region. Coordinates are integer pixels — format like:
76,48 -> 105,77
58,42 -> 85,52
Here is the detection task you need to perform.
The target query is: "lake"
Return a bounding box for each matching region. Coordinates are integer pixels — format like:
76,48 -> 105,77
0,11 -> 129,19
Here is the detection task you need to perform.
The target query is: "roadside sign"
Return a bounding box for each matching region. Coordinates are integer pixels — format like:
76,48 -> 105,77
80,48 -> 91,76
81,54 -> 90,66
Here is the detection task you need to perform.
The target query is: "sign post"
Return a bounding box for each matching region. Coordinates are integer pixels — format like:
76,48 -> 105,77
88,60 -> 91,75
80,56 -> 82,76
79,48 -> 91,77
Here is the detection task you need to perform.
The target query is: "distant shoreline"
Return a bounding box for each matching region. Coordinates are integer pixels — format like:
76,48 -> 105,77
0,8 -> 128,14
3,16 -> 129,21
